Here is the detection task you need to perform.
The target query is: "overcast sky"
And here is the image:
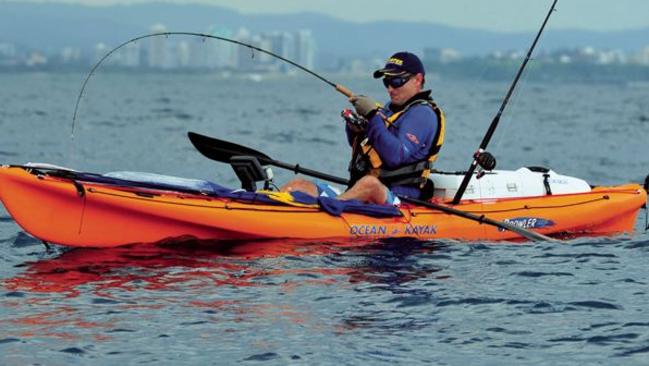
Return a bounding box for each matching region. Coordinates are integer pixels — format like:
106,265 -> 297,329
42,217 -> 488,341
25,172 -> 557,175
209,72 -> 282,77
31,0 -> 649,32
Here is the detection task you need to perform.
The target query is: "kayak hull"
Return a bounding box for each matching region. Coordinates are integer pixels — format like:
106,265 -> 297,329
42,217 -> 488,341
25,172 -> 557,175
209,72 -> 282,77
0,166 -> 646,247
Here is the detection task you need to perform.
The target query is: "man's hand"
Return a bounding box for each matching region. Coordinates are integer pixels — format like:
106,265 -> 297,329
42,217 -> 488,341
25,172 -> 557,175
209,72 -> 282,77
349,95 -> 381,118
341,109 -> 366,134
475,151 -> 497,170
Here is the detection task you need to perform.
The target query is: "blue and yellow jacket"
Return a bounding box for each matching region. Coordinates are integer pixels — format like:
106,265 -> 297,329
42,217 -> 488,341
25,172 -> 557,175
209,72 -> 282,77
346,90 -> 445,198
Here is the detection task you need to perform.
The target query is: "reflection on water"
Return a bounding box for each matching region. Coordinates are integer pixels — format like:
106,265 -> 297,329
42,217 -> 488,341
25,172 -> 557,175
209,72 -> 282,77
4,240 -> 359,295
2,238 -> 446,350
3,230 -> 649,364
4,238 -> 447,296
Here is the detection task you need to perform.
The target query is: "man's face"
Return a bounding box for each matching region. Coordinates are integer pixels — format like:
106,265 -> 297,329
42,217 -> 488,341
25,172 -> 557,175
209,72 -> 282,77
386,73 -> 423,106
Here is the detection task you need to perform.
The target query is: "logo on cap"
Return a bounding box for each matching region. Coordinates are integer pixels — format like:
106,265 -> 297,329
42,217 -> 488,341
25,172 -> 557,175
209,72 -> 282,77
373,51 -> 425,79
387,57 -> 404,66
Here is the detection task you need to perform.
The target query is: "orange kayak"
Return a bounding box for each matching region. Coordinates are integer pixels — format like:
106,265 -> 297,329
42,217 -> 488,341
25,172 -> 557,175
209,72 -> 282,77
0,165 -> 646,248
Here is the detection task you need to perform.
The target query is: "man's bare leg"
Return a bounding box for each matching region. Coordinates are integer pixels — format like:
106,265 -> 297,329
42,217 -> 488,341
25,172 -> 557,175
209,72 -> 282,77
280,178 -> 318,197
337,175 -> 388,204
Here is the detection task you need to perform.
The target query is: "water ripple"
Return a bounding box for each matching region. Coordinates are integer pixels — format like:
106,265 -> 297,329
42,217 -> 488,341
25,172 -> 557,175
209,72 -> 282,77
0,338 -> 20,344
11,232 -> 42,247
60,347 -> 86,354
512,271 -> 574,277
243,352 -> 280,361
587,333 -> 639,345
486,327 -> 532,335
616,344 -> 649,357
568,301 -> 622,310
436,297 -> 505,307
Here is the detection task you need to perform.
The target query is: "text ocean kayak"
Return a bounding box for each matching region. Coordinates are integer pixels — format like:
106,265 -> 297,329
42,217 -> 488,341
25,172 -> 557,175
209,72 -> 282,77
0,165 -> 646,248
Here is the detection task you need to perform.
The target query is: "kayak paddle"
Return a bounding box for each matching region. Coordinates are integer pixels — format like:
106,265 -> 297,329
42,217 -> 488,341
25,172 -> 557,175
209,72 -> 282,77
188,131 -> 555,242
188,132 -> 349,185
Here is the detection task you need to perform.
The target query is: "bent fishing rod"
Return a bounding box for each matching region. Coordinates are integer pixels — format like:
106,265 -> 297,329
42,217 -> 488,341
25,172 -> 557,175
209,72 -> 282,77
72,30 -> 559,242
451,0 -> 558,204
76,2 -> 557,203
71,31 -> 355,136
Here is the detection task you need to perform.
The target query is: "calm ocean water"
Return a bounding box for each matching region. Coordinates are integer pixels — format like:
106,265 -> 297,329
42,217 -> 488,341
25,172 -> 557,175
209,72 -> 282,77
1,70 -> 649,365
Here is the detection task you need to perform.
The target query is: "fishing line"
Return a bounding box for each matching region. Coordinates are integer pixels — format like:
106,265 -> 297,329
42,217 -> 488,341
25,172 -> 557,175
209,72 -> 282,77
491,57 -> 535,158
452,0 -> 559,204
457,1 -> 546,171
71,31 -> 351,139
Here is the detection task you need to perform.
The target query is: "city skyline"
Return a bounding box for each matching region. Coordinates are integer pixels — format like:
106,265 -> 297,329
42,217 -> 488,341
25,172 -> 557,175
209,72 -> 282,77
3,24 -> 649,75
3,1 -> 649,75
0,24 -> 319,71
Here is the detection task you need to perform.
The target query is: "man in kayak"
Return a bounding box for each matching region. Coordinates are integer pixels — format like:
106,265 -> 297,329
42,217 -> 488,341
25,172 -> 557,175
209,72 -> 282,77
281,51 -> 494,205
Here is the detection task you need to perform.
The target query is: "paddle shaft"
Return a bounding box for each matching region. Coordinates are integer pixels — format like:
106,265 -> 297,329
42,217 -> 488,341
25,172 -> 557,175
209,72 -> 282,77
261,157 -> 350,186
273,159 -> 552,241
276,162 -> 552,241
267,155 -> 553,241
189,132 -> 554,241
452,0 -> 558,204
399,196 -> 555,242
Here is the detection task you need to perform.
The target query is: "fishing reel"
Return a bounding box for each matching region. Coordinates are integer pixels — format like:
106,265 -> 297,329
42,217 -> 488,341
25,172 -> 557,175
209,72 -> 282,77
341,108 -> 367,134
474,150 -> 497,179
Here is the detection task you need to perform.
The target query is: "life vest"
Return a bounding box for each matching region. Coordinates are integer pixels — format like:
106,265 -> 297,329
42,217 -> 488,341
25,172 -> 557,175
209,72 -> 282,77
348,96 -> 446,193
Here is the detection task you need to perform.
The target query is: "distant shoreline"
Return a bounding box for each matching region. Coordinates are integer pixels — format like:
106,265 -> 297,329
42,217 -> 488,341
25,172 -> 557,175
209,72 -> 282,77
3,63 -> 649,84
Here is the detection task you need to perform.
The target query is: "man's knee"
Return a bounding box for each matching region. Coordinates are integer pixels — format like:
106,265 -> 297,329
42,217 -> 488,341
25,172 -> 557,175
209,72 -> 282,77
281,178 -> 307,191
281,178 -> 317,195
355,175 -> 383,190
355,176 -> 389,203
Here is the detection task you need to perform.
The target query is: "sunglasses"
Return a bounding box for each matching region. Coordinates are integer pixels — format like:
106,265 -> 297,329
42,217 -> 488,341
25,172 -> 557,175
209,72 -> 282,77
382,74 -> 413,89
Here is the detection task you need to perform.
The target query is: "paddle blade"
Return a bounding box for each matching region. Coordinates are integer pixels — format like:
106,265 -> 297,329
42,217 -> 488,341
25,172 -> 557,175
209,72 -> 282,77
188,131 -> 271,164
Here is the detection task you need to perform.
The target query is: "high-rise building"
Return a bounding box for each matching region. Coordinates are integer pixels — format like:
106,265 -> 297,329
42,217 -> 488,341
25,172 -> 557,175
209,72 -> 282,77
424,48 -> 461,63
638,46 -> 649,65
234,27 -> 254,70
177,41 -> 191,68
120,42 -> 140,67
294,30 -> 315,70
0,43 -> 16,58
94,42 -> 109,64
0,43 -> 17,66
60,47 -> 82,64
26,52 -> 47,67
205,25 -> 236,69
265,31 -> 294,71
254,35 -> 273,65
148,24 -> 169,68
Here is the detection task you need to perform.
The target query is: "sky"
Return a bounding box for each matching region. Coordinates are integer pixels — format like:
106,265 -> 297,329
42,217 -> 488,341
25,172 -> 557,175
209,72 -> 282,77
31,0 -> 649,32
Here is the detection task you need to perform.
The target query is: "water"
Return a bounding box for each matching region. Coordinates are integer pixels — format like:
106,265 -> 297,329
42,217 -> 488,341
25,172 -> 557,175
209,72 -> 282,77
1,70 -> 649,365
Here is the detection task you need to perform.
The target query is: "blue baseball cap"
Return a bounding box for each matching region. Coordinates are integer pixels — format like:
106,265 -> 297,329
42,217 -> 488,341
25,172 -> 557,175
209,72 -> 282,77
373,52 -> 425,78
